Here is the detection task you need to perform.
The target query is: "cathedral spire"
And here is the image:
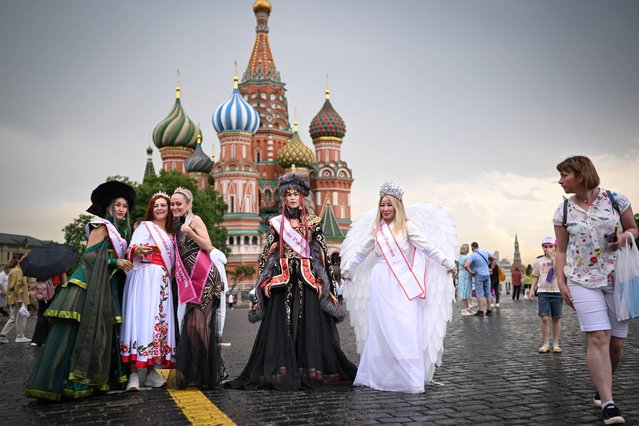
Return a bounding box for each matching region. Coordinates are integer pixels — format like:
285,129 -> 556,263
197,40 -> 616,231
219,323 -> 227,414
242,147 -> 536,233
244,0 -> 280,82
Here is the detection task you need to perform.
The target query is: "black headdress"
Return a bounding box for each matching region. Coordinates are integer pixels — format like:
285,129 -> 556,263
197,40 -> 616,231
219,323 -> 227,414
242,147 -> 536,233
87,181 -> 137,218
277,172 -> 311,197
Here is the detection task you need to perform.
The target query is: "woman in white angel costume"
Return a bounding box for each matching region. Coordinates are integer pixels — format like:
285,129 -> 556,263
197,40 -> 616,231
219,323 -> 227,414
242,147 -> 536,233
341,181 -> 457,393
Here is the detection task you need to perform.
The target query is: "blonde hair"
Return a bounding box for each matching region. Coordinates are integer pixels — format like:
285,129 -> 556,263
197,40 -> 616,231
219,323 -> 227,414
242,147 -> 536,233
460,244 -> 469,255
171,187 -> 194,226
373,195 -> 406,237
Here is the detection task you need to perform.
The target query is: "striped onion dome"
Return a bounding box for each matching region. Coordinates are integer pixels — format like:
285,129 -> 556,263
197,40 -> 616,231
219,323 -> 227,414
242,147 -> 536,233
185,133 -> 214,173
212,76 -> 260,134
153,85 -> 199,149
309,89 -> 346,139
278,122 -> 315,169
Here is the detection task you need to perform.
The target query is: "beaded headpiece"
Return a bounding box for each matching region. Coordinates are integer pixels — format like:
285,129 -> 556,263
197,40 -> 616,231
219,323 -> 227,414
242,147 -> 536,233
379,180 -> 404,201
173,186 -> 193,201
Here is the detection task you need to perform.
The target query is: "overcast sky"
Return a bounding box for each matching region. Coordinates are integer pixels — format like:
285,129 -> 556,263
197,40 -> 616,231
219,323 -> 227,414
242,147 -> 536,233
1,0 -> 638,265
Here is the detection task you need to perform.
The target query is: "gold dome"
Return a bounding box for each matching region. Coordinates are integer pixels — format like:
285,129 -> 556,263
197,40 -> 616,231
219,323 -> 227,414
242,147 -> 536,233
253,0 -> 272,14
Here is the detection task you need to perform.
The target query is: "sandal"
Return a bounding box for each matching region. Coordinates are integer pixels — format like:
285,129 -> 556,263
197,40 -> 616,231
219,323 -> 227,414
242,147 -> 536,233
538,344 -> 550,353
552,343 -> 562,353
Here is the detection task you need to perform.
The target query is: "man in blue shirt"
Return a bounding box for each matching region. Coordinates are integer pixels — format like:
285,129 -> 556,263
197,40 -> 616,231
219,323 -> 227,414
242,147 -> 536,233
464,242 -> 497,316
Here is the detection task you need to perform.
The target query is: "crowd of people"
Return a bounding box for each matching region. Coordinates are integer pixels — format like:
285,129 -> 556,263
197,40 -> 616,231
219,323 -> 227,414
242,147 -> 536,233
0,155 -> 636,424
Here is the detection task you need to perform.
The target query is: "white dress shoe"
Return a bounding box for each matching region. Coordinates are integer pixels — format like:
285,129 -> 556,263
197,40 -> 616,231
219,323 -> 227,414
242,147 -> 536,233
126,372 -> 140,392
144,369 -> 167,388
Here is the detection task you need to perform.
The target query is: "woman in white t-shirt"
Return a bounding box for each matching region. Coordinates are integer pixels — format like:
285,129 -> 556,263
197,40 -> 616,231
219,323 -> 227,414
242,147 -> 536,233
553,155 -> 637,425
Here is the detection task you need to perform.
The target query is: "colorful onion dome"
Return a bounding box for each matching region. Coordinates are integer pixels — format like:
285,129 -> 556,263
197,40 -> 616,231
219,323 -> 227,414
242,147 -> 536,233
278,122 -> 315,169
185,133 -> 214,173
213,76 -> 260,134
153,85 -> 199,149
253,0 -> 272,14
309,89 -> 346,139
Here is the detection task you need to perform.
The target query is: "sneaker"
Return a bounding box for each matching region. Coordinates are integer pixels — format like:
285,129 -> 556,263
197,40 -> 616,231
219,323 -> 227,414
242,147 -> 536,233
15,337 -> 31,343
144,369 -> 167,388
552,343 -> 562,353
219,342 -> 232,347
538,344 -> 550,353
461,309 -> 474,316
126,372 -> 140,392
602,404 -> 625,424
0,335 -> 8,344
495,303 -> 500,307
485,310 -> 493,316
593,391 -> 602,408
30,342 -> 38,346
474,310 -> 484,317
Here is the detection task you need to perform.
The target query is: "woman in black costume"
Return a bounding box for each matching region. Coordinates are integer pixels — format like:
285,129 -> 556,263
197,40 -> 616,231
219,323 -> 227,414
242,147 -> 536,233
170,186 -> 225,388
226,172 -> 356,391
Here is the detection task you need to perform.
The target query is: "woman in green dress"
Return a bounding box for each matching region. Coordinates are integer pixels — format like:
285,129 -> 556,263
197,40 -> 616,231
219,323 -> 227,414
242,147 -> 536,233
24,181 -> 136,401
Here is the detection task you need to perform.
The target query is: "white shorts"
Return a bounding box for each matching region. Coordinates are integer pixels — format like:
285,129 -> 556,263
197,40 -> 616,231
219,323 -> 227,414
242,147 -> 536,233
568,281 -> 628,338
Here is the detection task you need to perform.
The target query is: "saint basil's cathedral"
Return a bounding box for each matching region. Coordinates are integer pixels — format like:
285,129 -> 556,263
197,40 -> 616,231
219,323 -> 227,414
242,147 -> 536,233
147,0 -> 353,276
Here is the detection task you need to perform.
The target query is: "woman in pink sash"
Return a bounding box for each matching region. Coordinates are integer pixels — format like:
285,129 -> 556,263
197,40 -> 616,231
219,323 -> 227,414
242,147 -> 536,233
341,181 -> 457,393
226,172 -> 356,391
170,186 -> 225,389
120,193 -> 176,391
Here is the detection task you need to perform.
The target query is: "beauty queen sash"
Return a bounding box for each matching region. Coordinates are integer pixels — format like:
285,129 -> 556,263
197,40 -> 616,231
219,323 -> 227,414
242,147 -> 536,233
376,221 -> 427,301
85,219 -> 128,258
269,215 -> 311,258
144,222 -> 175,275
174,233 -> 213,304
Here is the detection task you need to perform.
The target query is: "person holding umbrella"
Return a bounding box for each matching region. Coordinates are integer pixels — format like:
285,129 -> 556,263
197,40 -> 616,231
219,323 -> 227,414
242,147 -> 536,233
25,180 -> 136,401
0,253 -> 29,343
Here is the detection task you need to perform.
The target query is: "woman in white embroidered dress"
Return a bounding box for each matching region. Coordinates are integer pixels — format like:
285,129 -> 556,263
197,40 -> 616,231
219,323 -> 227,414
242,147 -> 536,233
120,193 -> 176,391
341,181 -> 457,393
553,156 -> 637,424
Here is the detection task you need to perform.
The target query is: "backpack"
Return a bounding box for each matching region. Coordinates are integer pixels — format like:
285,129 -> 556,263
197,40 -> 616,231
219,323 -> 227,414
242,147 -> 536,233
562,189 -> 621,227
498,266 -> 506,282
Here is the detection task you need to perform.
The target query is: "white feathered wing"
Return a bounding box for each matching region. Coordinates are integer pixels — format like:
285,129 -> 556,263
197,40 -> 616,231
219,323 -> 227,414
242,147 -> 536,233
341,203 -> 458,383
407,203 -> 458,383
340,208 -> 377,354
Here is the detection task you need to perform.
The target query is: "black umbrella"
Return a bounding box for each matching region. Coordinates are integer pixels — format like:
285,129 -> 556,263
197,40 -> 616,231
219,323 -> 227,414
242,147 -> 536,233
21,243 -> 78,280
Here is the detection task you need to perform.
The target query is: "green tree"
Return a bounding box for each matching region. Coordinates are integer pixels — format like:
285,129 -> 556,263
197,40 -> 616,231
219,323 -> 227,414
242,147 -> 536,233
134,170 -> 229,253
228,265 -> 256,292
62,213 -> 94,258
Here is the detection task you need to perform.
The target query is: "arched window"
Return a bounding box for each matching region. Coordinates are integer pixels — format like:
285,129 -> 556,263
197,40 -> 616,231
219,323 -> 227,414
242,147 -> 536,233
252,236 -> 258,245
264,188 -> 272,203
244,236 -> 250,245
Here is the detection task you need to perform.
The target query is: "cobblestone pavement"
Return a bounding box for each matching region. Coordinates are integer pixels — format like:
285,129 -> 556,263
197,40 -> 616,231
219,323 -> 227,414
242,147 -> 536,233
2,295 -> 638,425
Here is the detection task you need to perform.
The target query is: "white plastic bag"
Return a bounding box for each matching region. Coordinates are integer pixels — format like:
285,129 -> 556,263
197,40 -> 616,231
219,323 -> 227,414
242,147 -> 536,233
18,303 -> 31,318
614,240 -> 639,321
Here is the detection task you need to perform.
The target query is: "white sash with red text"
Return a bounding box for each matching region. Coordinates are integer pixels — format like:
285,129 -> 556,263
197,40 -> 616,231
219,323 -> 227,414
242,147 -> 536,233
269,215 -> 311,258
376,221 -> 427,300
85,219 -> 128,259
143,221 -> 175,275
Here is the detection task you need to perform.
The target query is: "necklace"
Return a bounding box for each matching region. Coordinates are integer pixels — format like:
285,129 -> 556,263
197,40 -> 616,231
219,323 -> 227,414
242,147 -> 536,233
576,188 -> 597,203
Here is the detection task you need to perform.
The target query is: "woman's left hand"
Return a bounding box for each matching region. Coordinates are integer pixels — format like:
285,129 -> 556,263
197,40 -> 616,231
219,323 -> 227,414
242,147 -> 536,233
180,224 -> 192,237
117,259 -> 133,272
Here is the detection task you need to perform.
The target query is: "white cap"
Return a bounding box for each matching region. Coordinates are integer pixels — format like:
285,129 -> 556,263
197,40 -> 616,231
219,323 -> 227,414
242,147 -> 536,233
541,236 -> 556,246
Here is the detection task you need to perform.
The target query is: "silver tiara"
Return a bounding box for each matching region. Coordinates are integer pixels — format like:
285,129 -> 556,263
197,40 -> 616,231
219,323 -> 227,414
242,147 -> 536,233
379,180 -> 403,201
153,191 -> 169,198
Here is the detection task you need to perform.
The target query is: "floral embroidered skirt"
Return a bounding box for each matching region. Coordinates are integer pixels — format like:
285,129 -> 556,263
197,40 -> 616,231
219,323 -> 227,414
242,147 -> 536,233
120,264 -> 176,368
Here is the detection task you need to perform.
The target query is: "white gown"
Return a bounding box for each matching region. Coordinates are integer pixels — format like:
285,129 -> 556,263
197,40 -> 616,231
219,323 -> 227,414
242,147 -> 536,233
120,222 -> 176,368
342,204 -> 457,393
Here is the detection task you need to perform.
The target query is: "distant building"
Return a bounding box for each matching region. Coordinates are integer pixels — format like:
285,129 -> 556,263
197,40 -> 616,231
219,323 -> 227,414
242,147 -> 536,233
145,0 -> 353,290
0,233 -> 52,267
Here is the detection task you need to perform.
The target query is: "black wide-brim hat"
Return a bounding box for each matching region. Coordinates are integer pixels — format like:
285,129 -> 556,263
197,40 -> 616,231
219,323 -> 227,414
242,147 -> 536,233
86,181 -> 137,217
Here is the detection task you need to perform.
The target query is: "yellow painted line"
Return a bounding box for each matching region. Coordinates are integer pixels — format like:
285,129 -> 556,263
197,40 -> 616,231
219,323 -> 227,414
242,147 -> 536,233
159,369 -> 235,426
